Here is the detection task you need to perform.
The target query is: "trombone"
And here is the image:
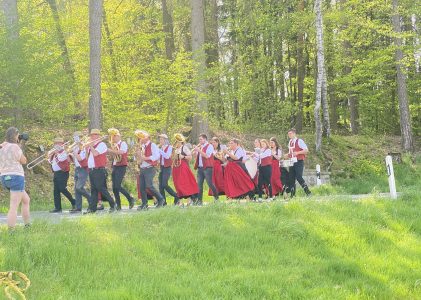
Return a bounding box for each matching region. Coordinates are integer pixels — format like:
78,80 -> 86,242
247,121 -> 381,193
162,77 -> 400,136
27,141 -> 70,170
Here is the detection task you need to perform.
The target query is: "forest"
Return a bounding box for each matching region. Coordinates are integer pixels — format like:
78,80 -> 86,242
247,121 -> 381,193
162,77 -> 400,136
0,0 -> 419,151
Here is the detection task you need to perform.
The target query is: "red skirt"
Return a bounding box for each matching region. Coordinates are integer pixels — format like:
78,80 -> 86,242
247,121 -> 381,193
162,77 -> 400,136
209,159 -> 225,196
172,160 -> 199,198
270,159 -> 283,196
225,161 -> 255,199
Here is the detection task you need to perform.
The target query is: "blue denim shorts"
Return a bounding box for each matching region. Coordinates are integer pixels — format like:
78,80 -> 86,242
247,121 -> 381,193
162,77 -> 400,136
0,175 -> 25,192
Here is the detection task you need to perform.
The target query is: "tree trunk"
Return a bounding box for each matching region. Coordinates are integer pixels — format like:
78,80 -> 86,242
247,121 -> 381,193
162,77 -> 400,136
102,6 -> 118,82
295,0 -> 305,133
2,0 -> 21,125
89,0 -> 103,130
314,0 -> 325,151
412,14 -> 420,73
46,0 -> 81,111
191,0 -> 208,141
162,0 -> 175,61
392,0 -> 414,152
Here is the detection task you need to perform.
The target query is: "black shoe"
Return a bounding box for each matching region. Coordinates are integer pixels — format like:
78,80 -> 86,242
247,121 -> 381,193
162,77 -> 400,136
97,204 -> 104,211
70,208 -> 82,213
303,186 -> 312,196
129,198 -> 135,209
109,207 -> 116,213
49,209 -> 62,213
116,205 -> 122,211
83,209 -> 96,215
137,205 -> 148,211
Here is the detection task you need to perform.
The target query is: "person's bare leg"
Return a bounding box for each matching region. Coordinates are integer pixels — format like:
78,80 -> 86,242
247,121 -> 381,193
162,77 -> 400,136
7,192 -> 21,228
21,191 -> 31,225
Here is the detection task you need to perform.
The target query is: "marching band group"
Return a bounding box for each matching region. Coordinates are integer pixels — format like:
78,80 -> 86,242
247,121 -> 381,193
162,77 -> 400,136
0,126 -> 312,228
41,127 -> 312,214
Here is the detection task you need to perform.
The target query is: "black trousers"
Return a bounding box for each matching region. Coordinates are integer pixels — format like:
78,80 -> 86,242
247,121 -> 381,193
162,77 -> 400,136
280,167 -> 290,193
139,167 -> 164,207
257,165 -> 272,198
289,160 -> 309,196
159,166 -> 178,204
53,171 -> 75,210
112,166 -> 132,208
89,168 -> 115,211
197,167 -> 218,202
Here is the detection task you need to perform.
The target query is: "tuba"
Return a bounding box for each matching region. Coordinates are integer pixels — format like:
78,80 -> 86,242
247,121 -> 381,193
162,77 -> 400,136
108,128 -> 122,163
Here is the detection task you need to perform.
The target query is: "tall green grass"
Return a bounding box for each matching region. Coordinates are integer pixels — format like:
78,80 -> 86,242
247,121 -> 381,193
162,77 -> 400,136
1,196 -> 421,299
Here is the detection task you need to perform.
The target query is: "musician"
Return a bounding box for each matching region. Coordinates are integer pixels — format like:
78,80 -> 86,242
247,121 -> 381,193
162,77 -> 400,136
171,134 -> 199,205
193,134 -> 218,205
49,137 -> 76,213
86,129 -> 116,213
108,129 -> 135,210
269,137 -> 284,197
223,139 -> 255,199
209,137 -> 225,196
0,127 -> 30,229
252,139 -> 273,202
285,128 -> 311,197
135,130 -> 165,210
69,131 -> 91,213
158,134 -> 179,205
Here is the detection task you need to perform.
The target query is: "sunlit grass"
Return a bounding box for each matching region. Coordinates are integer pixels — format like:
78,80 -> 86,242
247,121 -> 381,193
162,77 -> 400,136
1,195 -> 421,299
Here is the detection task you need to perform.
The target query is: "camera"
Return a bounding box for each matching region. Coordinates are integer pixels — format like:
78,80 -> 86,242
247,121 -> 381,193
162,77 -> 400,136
18,133 -> 29,142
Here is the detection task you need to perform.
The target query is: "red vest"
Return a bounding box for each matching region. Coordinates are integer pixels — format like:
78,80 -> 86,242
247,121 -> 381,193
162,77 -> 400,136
114,141 -> 128,167
77,150 -> 88,169
144,142 -> 158,166
53,150 -> 70,172
194,143 -> 214,169
161,145 -> 172,168
89,142 -> 108,168
289,139 -> 306,161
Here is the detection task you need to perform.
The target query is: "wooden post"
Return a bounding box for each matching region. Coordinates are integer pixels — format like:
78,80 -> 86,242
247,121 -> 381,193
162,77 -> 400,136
385,155 -> 397,199
316,164 -> 322,186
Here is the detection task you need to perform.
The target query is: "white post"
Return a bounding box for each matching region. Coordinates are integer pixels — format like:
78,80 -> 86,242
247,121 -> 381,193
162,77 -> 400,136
385,155 -> 397,199
316,164 -> 322,186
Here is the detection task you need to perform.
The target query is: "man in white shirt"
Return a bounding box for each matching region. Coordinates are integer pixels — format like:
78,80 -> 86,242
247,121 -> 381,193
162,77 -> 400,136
193,134 -> 218,205
135,130 -> 165,210
158,134 -> 179,205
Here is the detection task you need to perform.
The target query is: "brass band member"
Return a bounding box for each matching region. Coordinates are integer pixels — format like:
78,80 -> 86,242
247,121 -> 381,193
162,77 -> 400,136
269,137 -> 284,197
108,128 -> 135,210
253,139 -> 273,201
171,133 -> 199,205
48,137 -> 76,213
158,134 -> 179,205
209,137 -> 225,196
135,130 -> 165,210
69,131 -> 91,213
193,134 -> 219,205
285,128 -> 311,197
86,129 -> 116,213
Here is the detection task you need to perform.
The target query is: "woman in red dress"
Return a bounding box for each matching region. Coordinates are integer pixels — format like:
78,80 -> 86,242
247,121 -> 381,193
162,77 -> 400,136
269,137 -> 283,197
171,134 -> 199,205
208,137 -> 225,196
223,139 -> 255,199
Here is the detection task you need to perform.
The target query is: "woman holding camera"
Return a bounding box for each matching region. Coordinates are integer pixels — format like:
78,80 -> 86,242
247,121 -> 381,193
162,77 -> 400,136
0,127 -> 30,229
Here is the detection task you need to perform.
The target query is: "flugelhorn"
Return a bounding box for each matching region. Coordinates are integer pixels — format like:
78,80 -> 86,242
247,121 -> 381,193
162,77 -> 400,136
27,141 -> 70,170
108,128 -> 122,163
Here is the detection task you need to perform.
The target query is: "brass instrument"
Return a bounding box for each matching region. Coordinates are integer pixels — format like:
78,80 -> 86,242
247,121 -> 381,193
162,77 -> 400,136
66,136 -> 89,153
108,128 -> 122,163
82,135 -> 108,149
27,141 -> 70,170
171,133 -> 186,167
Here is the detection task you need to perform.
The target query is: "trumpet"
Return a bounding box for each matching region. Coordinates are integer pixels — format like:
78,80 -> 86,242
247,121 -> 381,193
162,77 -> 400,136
27,141 -> 70,170
81,135 -> 108,149
66,136 -> 89,153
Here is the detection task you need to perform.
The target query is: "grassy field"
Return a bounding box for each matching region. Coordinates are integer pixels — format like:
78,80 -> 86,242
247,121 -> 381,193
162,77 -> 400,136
1,193 -> 421,299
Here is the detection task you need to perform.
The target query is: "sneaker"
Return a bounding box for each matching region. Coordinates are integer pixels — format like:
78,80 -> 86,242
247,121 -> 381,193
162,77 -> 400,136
109,207 -> 116,213
257,198 -> 263,203
83,209 -> 96,215
268,198 -> 274,202
49,209 -> 62,213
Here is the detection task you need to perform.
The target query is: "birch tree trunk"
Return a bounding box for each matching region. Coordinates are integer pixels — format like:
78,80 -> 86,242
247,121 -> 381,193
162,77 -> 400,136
88,0 -> 103,130
295,0 -> 305,133
392,0 -> 414,152
412,14 -> 420,73
162,0 -> 175,61
191,0 -> 208,141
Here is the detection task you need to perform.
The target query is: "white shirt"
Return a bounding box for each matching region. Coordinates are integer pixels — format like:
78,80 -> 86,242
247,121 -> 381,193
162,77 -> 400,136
51,151 -> 68,172
289,138 -> 308,155
72,146 -> 86,168
227,147 -> 246,162
113,141 -> 128,166
198,142 -> 214,167
140,141 -> 160,169
88,142 -> 108,168
159,145 -> 172,166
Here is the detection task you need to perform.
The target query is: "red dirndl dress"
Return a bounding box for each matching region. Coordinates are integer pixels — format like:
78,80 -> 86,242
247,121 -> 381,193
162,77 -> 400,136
225,160 -> 255,199
209,157 -> 225,196
172,159 -> 199,198
270,158 -> 283,196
